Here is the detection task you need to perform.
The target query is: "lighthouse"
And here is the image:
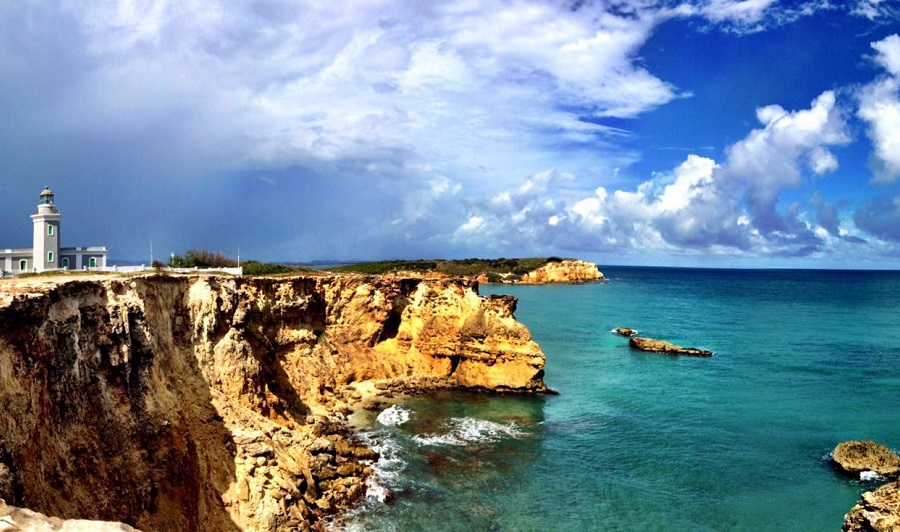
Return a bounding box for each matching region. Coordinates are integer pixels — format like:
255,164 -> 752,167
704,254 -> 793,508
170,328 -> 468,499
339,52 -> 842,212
0,187 -> 108,275
31,186 -> 61,272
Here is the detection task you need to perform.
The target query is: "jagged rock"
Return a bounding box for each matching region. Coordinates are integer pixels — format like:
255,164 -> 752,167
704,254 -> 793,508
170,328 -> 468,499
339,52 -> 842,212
844,480 -> 900,531
518,260 -> 604,284
615,327 -> 637,337
243,442 -> 274,458
833,441 -> 900,479
0,272 -> 547,531
628,337 -> 713,357
231,429 -> 265,445
308,437 -> 335,455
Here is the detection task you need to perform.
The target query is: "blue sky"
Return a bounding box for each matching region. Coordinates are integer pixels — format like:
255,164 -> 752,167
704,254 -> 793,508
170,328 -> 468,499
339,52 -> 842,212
2,1 -> 900,268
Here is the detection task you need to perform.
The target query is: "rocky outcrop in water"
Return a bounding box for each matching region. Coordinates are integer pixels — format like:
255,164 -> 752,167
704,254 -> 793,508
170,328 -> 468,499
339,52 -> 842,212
844,481 -> 900,531
833,441 -> 900,479
835,441 -> 900,531
614,327 -> 637,337
628,337 -> 712,357
517,260 -> 604,284
0,273 -> 546,531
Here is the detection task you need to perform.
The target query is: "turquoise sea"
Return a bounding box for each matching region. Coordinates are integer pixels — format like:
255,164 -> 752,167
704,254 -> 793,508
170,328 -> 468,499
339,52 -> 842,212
342,267 -> 900,531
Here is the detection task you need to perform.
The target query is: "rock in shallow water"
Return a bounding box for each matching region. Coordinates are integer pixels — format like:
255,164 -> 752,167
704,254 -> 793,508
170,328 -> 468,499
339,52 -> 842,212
833,440 -> 900,479
614,327 -> 637,337
628,337 -> 712,357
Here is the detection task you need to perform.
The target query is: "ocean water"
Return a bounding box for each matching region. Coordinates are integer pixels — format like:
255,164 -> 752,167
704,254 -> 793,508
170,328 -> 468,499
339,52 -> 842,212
342,267 -> 900,531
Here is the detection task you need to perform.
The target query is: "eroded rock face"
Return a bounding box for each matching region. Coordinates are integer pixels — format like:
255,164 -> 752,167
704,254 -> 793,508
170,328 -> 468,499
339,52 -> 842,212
628,337 -> 713,357
0,273 -> 547,531
844,481 -> 900,531
518,260 -> 604,284
833,441 -> 900,479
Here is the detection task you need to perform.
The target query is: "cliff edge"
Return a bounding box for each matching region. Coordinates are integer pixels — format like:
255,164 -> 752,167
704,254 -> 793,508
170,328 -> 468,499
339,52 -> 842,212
0,273 -> 547,531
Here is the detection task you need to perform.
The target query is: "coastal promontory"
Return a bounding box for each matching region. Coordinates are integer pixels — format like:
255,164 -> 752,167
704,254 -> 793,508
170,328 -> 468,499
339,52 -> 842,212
516,259 -> 604,284
0,272 -> 547,531
330,257 -> 604,284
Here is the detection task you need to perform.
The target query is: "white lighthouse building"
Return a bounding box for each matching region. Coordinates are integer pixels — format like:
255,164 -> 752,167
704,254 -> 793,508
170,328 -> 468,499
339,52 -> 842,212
1,187 -> 107,275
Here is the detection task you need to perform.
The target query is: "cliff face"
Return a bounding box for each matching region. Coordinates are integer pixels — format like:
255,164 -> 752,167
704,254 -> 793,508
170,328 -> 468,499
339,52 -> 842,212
0,273 -> 546,531
517,259 -> 603,284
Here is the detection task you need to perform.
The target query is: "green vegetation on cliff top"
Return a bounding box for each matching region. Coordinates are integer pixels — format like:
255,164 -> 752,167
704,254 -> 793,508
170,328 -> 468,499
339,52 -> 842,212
149,250 -> 571,279
159,250 -> 313,276
330,257 -> 567,278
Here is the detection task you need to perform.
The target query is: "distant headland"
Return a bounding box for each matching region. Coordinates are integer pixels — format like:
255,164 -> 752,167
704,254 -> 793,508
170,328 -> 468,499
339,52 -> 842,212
328,257 -> 604,284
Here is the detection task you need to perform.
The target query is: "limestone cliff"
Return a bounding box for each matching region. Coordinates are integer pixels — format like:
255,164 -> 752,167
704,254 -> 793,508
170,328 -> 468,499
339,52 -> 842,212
0,273 -> 546,531
517,259 -> 603,284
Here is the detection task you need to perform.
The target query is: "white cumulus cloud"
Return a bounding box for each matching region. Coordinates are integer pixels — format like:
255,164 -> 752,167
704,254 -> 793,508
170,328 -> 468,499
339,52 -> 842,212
454,90 -> 850,258
858,34 -> 900,183
721,91 -> 848,232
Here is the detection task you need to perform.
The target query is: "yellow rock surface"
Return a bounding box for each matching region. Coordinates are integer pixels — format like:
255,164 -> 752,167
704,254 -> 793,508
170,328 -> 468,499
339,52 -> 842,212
518,259 -> 603,284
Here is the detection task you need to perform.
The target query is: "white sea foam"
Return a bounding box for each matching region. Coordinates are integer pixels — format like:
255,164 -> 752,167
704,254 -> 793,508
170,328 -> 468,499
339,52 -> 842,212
364,473 -> 392,503
356,430 -> 406,502
860,470 -> 884,482
376,404 -> 410,427
413,417 -> 523,447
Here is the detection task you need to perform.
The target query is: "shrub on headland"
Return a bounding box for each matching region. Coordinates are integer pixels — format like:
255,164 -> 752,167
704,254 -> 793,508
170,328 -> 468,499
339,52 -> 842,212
164,250 -> 308,276
241,261 -> 301,276
485,272 -> 505,283
170,250 -> 238,268
332,260 -> 439,275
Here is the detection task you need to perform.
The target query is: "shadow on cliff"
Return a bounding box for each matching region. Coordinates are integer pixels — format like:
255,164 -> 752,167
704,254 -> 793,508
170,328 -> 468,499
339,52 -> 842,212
236,277 -> 325,424
0,278 -> 241,531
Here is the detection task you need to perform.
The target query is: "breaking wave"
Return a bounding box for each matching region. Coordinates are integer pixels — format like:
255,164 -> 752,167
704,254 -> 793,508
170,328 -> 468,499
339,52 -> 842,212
376,404 -> 410,427
413,417 -> 523,447
355,429 -> 406,503
859,470 -> 884,482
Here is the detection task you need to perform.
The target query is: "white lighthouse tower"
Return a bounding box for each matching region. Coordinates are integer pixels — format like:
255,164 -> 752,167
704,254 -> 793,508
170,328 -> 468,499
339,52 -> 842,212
31,186 -> 61,272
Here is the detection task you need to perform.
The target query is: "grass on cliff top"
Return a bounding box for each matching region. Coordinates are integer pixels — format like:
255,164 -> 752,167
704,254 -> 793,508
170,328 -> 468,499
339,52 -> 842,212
329,257 -> 568,277
240,261 -> 316,276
